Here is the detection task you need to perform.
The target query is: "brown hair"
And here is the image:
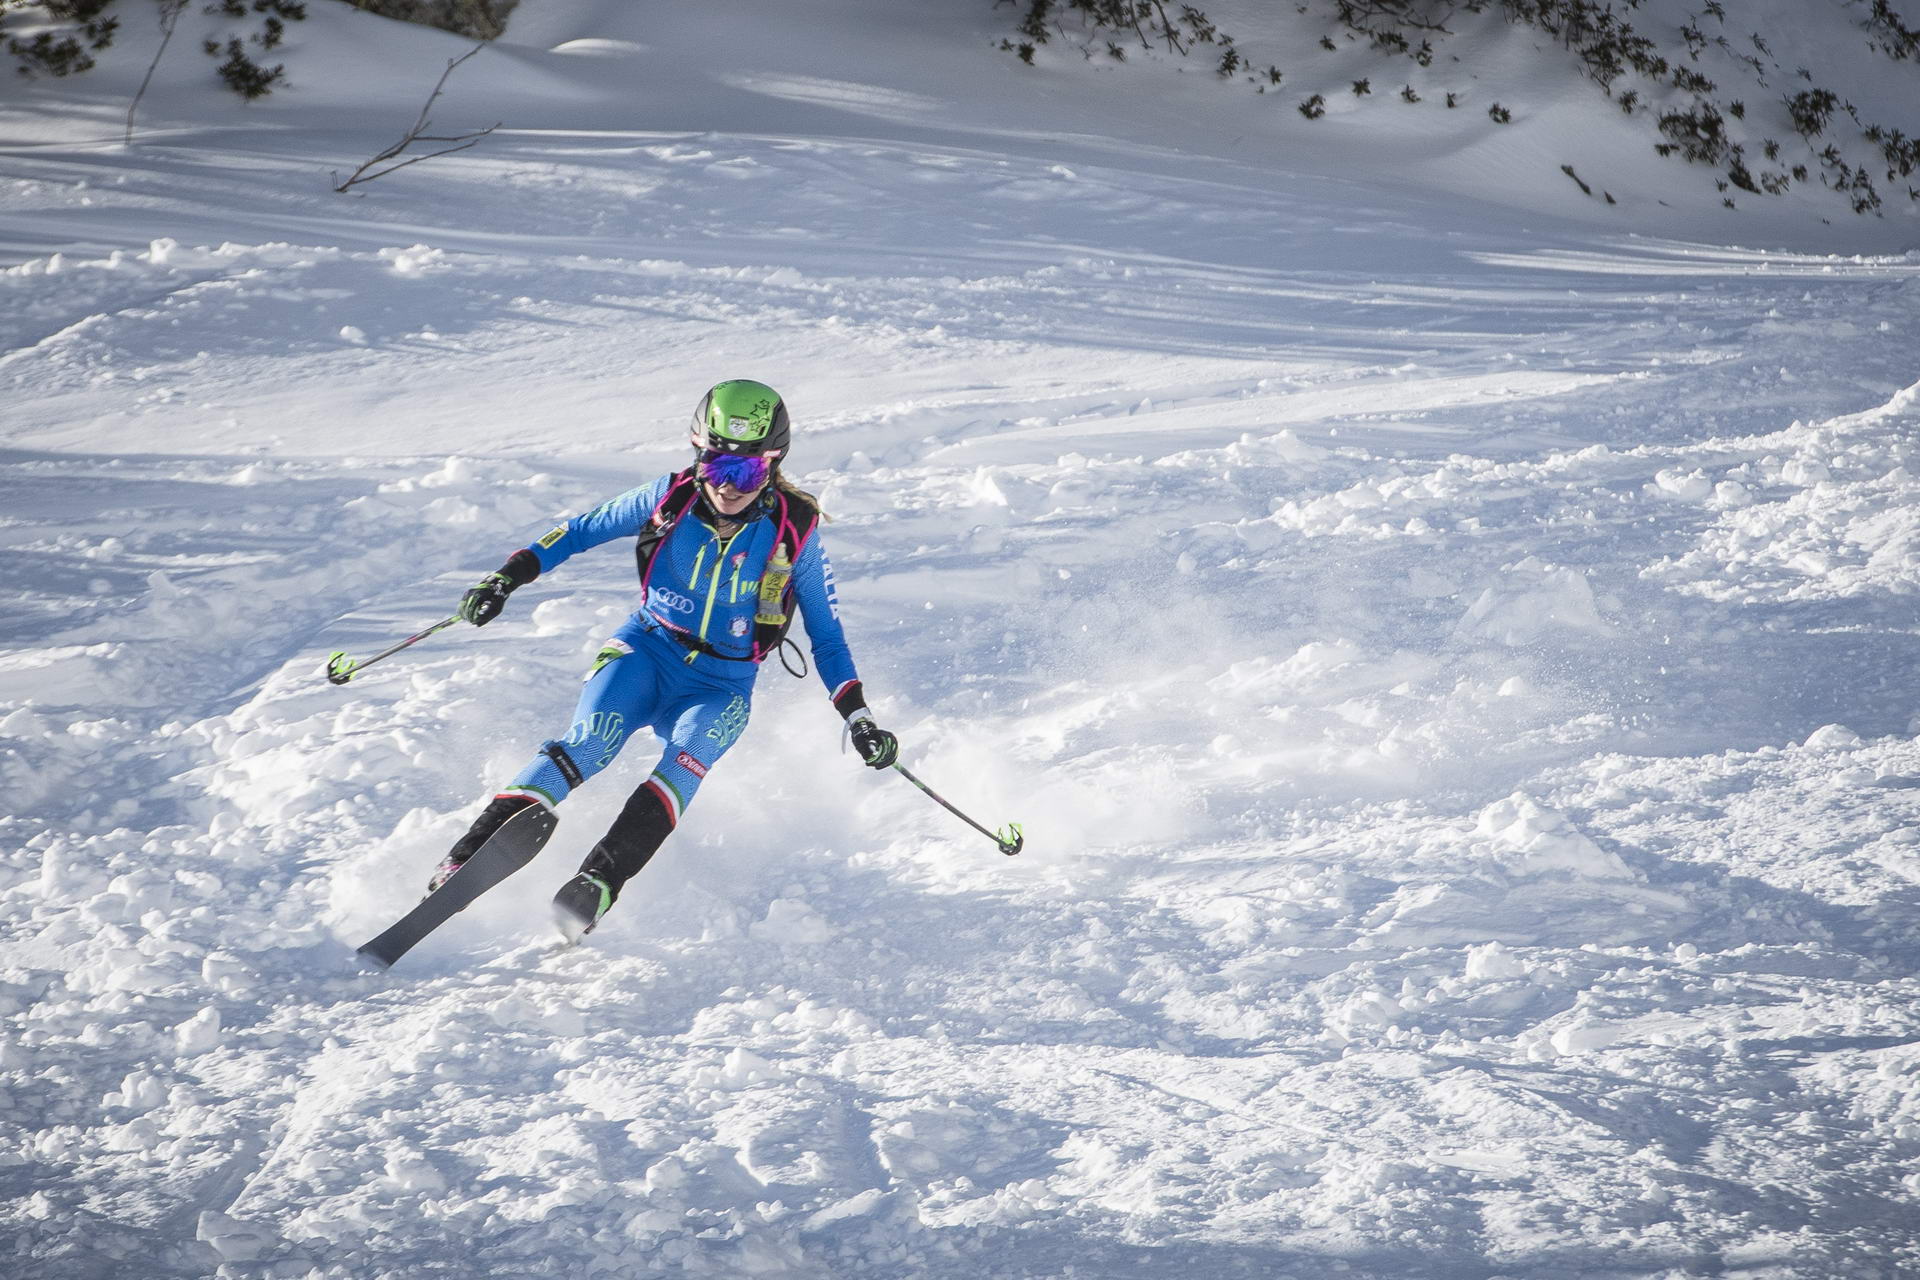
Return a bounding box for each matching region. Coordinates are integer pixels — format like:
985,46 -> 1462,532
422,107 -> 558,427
775,470 -> 829,521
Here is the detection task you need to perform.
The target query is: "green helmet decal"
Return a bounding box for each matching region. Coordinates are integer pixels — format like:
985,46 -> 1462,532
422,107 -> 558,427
691,379 -> 791,458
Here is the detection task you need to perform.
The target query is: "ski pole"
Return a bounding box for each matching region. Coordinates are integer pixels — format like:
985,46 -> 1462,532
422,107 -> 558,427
891,762 -> 1024,856
325,614 -> 461,686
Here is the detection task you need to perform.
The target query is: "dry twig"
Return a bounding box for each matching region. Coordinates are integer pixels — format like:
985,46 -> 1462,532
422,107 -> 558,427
333,43 -> 498,192
126,0 -> 190,147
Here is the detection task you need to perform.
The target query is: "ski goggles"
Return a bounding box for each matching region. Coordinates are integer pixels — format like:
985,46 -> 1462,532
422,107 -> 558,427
696,449 -> 770,492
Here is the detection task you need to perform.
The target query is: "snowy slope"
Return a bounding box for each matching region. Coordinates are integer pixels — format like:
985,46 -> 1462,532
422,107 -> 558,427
5,1 -> 1920,1277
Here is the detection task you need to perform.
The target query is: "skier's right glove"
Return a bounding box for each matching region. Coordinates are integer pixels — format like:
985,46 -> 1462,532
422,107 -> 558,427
459,572 -> 515,626
458,550 -> 543,627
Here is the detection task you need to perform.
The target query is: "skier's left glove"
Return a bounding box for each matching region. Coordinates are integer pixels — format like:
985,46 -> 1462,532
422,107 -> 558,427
846,710 -> 899,770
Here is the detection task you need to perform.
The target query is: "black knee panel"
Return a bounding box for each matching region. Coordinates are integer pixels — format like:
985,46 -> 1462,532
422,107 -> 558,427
579,782 -> 676,895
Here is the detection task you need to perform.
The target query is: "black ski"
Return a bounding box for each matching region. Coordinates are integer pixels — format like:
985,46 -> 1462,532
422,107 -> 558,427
355,803 -> 559,970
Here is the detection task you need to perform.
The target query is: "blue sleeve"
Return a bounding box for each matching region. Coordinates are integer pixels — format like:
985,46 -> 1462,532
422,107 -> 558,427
524,477 -> 670,575
791,531 -> 862,706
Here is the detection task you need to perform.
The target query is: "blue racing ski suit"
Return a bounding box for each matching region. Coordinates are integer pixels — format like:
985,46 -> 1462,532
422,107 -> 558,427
491,471 -> 874,828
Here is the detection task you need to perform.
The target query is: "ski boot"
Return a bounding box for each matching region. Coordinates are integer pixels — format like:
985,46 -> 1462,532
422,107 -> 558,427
552,872 -> 614,944
425,855 -> 464,895
427,794 -> 538,896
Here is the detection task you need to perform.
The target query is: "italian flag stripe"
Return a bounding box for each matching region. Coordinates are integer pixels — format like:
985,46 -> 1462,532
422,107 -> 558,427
645,775 -> 682,826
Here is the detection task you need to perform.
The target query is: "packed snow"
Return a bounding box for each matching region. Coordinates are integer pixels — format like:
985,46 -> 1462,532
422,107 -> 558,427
4,1 -> 1920,1276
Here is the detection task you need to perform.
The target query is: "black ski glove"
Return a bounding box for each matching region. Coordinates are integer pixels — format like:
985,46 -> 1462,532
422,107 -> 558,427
459,572 -> 515,626
459,549 -> 542,627
847,712 -> 899,770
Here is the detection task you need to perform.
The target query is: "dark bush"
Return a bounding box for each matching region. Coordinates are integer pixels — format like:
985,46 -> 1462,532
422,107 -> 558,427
1864,0 -> 1920,60
1787,88 -> 1838,137
204,34 -> 281,97
1656,103 -> 1729,164
6,0 -> 305,97
7,0 -> 118,77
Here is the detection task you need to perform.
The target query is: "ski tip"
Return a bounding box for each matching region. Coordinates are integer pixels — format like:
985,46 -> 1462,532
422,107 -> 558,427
552,906 -> 592,948
353,945 -> 395,973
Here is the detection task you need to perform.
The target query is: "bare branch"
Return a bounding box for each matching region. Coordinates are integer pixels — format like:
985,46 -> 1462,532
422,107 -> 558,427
333,42 -> 497,193
334,126 -> 498,190
126,0 -> 190,148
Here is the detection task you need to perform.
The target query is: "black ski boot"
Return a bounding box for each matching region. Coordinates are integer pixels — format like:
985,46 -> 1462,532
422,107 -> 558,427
551,781 -> 675,943
428,794 -> 538,895
552,872 -> 615,943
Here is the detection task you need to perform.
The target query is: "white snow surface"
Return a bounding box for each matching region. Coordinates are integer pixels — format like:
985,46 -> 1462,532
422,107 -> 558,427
4,2 -> 1920,1277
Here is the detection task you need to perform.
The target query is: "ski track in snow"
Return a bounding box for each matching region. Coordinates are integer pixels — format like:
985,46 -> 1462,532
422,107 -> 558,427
6,6 -> 1920,1279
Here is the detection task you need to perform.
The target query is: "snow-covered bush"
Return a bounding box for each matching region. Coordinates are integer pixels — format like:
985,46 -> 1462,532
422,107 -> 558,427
4,0 -> 512,98
995,0 -> 1920,217
3,0 -> 305,98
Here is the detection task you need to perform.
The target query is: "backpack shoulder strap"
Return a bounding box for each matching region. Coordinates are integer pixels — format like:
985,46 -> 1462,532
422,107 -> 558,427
750,487 -> 822,660
634,468 -> 701,591
773,485 -> 820,558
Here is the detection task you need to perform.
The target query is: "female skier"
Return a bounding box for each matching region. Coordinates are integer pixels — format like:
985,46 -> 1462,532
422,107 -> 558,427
428,379 -> 899,941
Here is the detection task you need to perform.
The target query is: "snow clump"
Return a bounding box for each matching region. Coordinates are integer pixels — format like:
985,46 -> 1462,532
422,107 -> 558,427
1453,558 -> 1613,646
1475,794 -> 1632,879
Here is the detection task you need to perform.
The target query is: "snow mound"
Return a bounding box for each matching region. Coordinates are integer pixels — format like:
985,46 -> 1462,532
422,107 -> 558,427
1475,794 -> 1633,879
1454,558 -> 1613,647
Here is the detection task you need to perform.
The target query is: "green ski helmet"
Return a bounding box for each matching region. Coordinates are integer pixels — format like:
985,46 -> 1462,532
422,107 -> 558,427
689,378 -> 791,460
